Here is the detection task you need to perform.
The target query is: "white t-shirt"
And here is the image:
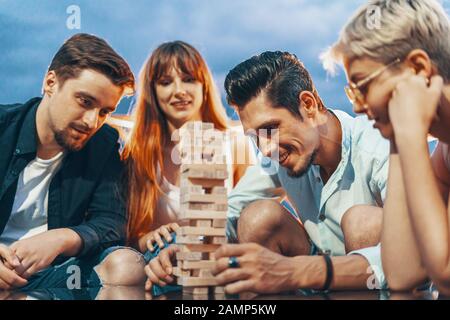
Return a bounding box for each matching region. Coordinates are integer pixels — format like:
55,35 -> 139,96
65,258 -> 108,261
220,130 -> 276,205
0,152 -> 64,246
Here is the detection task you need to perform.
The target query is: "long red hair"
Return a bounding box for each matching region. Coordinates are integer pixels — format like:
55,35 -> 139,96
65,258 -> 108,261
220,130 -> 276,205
122,41 -> 228,246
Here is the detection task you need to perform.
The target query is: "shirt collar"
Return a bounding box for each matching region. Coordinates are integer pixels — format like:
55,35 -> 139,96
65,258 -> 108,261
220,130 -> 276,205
328,108 -> 353,161
16,97 -> 42,156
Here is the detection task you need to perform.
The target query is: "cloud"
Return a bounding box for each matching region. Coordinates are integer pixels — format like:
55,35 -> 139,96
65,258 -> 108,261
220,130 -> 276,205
1,0 -> 447,116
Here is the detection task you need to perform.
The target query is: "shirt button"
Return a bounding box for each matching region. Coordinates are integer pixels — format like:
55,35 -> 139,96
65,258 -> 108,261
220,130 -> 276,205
319,214 -> 326,221
14,148 -> 21,155
11,170 -> 18,176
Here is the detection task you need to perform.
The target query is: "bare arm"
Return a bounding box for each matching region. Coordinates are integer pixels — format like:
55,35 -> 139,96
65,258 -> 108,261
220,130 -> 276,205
396,137 -> 450,294
212,243 -> 376,294
381,143 -> 427,290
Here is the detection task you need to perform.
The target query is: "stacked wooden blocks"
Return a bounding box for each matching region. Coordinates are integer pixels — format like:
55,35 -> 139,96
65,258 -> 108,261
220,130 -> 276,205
174,121 -> 228,298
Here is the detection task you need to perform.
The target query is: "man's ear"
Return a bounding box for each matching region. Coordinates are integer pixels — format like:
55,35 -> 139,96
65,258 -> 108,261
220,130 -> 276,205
298,91 -> 318,118
42,71 -> 58,97
405,49 -> 435,78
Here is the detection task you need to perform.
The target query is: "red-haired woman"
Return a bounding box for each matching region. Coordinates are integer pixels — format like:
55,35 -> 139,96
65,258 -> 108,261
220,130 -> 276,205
122,41 -> 252,293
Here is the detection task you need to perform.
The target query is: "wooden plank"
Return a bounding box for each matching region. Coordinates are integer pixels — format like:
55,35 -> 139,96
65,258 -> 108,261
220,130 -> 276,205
199,269 -> 214,277
177,226 -> 226,237
183,287 -> 209,295
180,164 -> 228,180
180,244 -> 221,253
180,260 -> 216,270
177,276 -> 218,287
190,219 -> 212,227
176,235 -> 205,244
212,219 -> 227,228
180,186 -> 205,195
211,186 -> 227,194
214,286 -> 225,294
176,252 -> 203,261
179,209 -> 227,220
172,267 -> 191,277
180,193 -> 227,204
210,236 -> 227,244
180,177 -> 225,189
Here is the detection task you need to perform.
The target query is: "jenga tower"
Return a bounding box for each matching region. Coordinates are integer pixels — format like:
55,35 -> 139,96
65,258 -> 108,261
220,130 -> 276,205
174,121 -> 228,299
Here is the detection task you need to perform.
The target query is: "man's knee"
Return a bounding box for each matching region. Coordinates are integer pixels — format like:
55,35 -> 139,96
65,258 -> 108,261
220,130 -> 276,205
237,200 -> 286,244
341,205 -> 383,253
96,249 -> 146,286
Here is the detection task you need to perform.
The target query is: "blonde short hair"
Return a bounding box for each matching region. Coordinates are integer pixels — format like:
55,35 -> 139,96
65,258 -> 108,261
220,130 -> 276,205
322,0 -> 450,80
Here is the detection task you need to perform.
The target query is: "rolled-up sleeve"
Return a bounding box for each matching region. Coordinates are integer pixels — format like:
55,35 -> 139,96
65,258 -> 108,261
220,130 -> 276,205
227,162 -> 281,243
349,243 -> 387,289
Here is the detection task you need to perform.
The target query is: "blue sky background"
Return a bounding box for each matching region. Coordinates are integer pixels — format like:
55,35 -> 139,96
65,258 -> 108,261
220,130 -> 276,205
1,0 -> 449,118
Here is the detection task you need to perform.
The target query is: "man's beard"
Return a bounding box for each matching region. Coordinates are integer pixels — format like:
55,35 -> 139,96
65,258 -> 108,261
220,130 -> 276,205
287,149 -> 317,178
54,128 -> 86,152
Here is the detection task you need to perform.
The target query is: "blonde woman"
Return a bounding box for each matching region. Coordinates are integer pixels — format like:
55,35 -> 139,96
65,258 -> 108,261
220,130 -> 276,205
323,0 -> 450,294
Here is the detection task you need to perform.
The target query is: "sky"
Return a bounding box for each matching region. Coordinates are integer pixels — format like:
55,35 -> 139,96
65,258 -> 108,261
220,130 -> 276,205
1,0 -> 450,118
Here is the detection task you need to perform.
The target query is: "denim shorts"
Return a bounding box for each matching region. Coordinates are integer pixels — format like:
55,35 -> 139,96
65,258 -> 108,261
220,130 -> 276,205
18,246 -> 128,295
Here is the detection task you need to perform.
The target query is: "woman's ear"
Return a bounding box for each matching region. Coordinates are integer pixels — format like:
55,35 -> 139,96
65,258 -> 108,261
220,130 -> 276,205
42,71 -> 58,97
405,49 -> 434,78
298,91 -> 318,118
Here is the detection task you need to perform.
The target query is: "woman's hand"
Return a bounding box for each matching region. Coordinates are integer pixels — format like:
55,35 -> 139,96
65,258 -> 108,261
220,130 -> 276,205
145,245 -> 180,292
145,223 -> 180,252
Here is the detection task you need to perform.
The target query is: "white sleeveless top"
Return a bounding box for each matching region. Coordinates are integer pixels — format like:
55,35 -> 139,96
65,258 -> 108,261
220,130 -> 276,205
153,132 -> 234,229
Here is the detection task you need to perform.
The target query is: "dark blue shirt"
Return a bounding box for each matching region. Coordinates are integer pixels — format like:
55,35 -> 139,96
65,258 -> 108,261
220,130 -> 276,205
0,97 -> 127,258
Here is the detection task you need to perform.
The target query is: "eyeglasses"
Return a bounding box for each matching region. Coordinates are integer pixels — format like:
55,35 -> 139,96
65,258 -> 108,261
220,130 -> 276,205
345,58 -> 401,113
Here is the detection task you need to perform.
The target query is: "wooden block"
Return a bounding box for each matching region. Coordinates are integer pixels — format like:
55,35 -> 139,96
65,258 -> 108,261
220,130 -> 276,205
179,210 -> 227,221
180,203 -> 228,213
181,164 -> 228,179
211,186 -> 227,194
180,260 -> 216,270
177,226 -> 226,237
176,235 -> 205,244
183,287 -> 209,295
180,193 -> 227,204
190,219 -> 212,227
180,177 -> 225,189
176,252 -> 203,261
210,236 -> 227,244
214,286 -> 225,294
202,155 -> 227,165
180,244 -> 221,253
182,169 -> 228,180
172,267 -> 191,277
199,269 -> 214,277
212,219 -> 227,228
177,276 -> 218,286
180,186 -> 205,195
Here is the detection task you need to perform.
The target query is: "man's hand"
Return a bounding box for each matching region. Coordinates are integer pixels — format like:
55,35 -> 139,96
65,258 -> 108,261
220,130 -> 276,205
389,73 -> 443,140
212,243 -> 298,294
144,245 -> 180,292
10,229 -> 80,279
0,244 -> 28,290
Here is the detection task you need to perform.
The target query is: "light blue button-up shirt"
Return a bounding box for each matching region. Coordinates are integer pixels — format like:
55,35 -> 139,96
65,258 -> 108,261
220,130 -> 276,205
227,109 -> 390,288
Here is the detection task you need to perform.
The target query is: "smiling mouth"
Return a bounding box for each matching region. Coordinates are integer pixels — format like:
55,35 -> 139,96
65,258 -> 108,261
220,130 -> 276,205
171,100 -> 192,107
